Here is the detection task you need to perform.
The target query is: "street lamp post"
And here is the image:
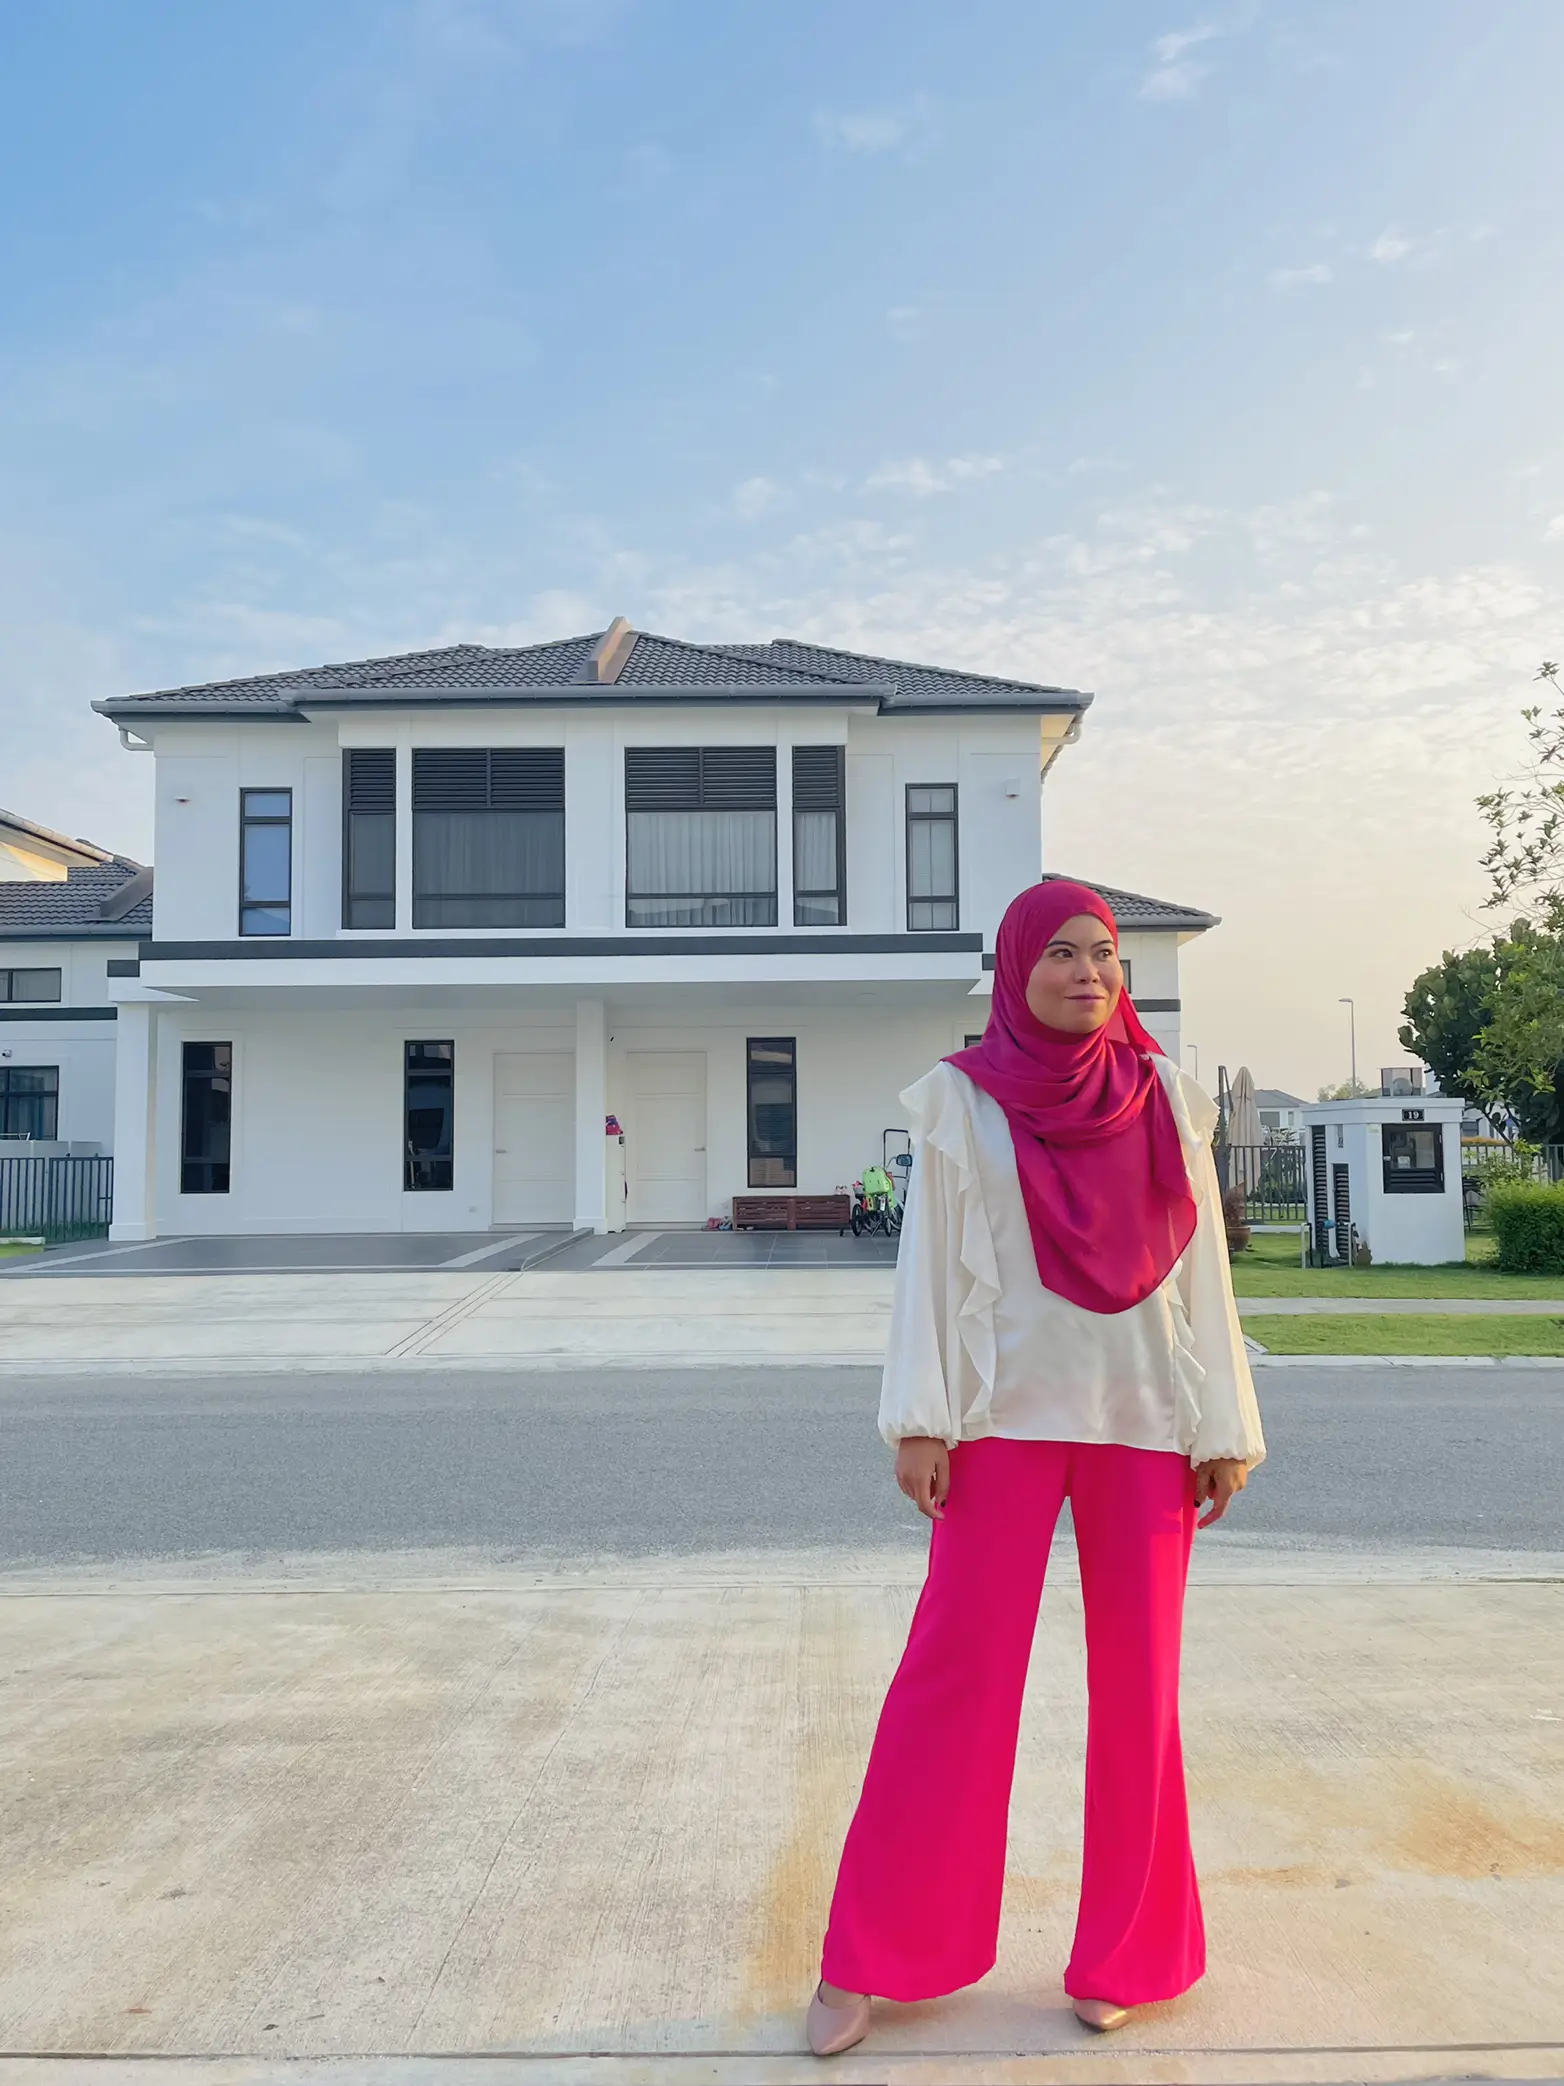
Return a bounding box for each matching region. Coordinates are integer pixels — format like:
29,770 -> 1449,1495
1338,997 -> 1357,1095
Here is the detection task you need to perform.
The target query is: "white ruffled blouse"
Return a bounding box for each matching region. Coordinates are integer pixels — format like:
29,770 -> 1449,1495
879,1057 -> 1266,1469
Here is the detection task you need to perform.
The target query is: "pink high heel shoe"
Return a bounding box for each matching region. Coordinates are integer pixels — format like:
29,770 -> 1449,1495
806,1982 -> 871,2056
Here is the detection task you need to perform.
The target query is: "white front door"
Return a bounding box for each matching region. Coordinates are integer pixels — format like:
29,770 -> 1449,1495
627,1051 -> 707,1222
492,1053 -> 575,1224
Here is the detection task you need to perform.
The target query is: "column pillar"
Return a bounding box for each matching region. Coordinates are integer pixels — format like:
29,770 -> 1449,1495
109,1001 -> 158,1240
574,997 -> 610,1233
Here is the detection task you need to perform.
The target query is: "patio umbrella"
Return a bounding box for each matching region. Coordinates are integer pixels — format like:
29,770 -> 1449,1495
1227,1065 -> 1264,1195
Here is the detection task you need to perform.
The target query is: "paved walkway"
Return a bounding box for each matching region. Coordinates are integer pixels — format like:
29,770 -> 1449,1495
0,1542 -> 1559,2082
1,1264 -> 1563,1372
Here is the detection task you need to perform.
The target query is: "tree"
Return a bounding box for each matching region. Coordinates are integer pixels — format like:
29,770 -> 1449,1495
1316,1079 -> 1373,1100
1469,935 -> 1564,1146
1398,939 -> 1504,1112
1477,661 -> 1564,930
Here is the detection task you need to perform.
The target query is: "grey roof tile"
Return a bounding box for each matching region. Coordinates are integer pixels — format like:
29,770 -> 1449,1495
0,862 -> 152,938
97,625 -> 1087,718
1040,873 -> 1218,933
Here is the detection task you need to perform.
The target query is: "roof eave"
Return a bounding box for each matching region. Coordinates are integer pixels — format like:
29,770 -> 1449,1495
98,679 -> 1092,721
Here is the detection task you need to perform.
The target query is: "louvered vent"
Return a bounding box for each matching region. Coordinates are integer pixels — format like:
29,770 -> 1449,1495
345,748 -> 396,811
625,747 -> 776,811
413,748 -> 564,811
791,745 -> 843,810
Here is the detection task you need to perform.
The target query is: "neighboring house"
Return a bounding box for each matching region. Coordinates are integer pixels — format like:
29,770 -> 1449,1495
1,806 -> 116,882
93,620 -> 1218,1239
0,813 -> 152,1153
1255,1087 -> 1306,1139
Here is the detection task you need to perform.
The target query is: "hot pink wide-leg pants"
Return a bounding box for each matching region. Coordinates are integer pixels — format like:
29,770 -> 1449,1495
820,1437 -> 1203,2005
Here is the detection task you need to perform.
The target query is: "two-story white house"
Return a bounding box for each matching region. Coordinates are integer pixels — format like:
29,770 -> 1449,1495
94,621 -> 1216,1240
0,810 -> 152,1157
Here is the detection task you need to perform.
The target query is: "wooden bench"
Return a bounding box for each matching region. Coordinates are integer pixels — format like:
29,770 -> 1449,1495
731,1193 -> 852,1232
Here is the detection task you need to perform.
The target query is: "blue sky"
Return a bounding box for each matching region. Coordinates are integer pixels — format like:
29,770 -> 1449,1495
3,0 -> 1562,1091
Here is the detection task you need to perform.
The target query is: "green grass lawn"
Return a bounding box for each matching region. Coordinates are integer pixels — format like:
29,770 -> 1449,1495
1228,1227 -> 1564,1298
0,1243 -> 43,1259
1244,1312 -> 1564,1356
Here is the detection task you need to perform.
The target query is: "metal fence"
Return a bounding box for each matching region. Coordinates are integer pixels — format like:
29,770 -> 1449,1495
1214,1143 -> 1308,1223
1460,1143 -> 1564,1226
0,1155 -> 114,1242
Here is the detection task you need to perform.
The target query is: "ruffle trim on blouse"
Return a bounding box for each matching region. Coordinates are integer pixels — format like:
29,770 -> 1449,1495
1159,1061 -> 1221,1456
900,1066 -> 1002,1434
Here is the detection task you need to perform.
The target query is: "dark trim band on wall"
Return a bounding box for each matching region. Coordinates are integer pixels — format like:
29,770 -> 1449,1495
0,1005 -> 118,1022
139,932 -> 986,962
107,960 -> 140,977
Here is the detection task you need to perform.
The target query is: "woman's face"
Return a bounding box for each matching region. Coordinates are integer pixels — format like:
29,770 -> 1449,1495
1024,913 -> 1123,1033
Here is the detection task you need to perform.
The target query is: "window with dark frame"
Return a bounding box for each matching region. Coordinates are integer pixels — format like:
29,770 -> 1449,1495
412,749 -> 564,929
792,745 -> 846,926
239,789 -> 293,936
0,968 -> 62,1003
405,1041 -> 455,1191
1381,1123 -> 1445,1194
746,1036 -> 796,1187
905,784 -> 958,931
0,1066 -> 59,1140
180,1043 -> 232,1194
343,749 -> 397,929
626,747 -> 777,928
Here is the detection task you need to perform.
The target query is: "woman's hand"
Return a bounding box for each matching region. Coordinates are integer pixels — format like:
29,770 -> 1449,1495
895,1436 -> 951,1520
1193,1457 -> 1248,1528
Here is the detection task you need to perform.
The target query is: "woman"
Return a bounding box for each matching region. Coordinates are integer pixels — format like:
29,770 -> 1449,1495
806,879 -> 1264,2058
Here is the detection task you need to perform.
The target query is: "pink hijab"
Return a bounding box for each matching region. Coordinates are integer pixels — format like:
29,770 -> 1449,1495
946,880 -> 1197,1315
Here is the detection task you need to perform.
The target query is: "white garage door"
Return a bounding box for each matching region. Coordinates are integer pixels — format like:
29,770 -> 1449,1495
492,1053 -> 574,1224
627,1052 -> 707,1223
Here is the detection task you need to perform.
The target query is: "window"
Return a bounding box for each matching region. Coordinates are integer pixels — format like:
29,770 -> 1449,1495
343,749 -> 397,929
905,784 -> 958,930
180,1043 -> 232,1194
792,745 -> 846,926
405,1041 -> 454,1191
0,968 -> 62,1003
413,749 -> 564,928
626,747 -> 776,928
239,789 -> 292,936
0,1066 -> 58,1140
747,1036 -> 796,1187
1382,1123 -> 1445,1194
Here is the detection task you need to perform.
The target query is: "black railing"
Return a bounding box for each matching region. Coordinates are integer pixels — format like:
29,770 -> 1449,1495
1460,1143 -> 1564,1227
0,1155 -> 114,1242
1215,1142 -> 1308,1223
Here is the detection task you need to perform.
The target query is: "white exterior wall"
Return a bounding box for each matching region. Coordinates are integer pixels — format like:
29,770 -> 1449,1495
138,997 -> 990,1234
147,709 -> 1046,945
0,939 -> 125,1151
114,696 -> 1205,1237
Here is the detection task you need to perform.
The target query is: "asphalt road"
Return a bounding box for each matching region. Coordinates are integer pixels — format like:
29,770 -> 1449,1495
0,1364 -> 1560,1569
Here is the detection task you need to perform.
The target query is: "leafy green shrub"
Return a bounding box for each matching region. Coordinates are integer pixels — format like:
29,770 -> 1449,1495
1488,1182 -> 1564,1273
1465,1144 -> 1541,1202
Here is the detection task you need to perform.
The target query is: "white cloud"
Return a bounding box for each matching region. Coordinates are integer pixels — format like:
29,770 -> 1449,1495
864,454 -> 1003,497
886,304 -> 921,341
1269,263 -> 1333,292
1368,227 -> 1414,266
814,96 -> 934,156
1138,22 -> 1217,100
731,476 -> 782,522
1545,515 -> 1564,542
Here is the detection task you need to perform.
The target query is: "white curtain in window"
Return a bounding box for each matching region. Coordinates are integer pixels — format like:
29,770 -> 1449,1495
627,811 -> 776,895
794,810 -> 838,891
908,818 -> 955,899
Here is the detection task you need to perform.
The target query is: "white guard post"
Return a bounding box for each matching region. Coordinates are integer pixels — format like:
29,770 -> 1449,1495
1297,1092 -> 1466,1266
